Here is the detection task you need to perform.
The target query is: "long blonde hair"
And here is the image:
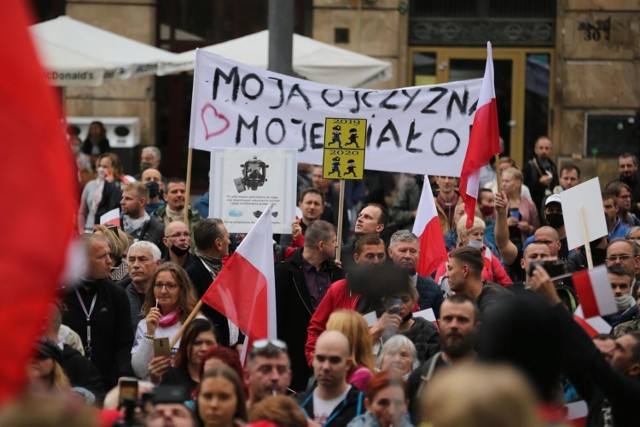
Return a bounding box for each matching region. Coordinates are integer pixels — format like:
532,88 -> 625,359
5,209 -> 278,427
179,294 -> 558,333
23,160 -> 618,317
48,362 -> 70,393
326,310 -> 376,372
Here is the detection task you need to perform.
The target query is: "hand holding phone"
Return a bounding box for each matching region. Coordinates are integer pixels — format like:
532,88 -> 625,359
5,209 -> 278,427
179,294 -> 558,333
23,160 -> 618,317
153,337 -> 171,358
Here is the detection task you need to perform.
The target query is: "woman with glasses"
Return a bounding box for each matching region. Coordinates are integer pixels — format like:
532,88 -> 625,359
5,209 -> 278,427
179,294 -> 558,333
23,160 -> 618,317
148,318 -> 218,395
131,262 -> 201,379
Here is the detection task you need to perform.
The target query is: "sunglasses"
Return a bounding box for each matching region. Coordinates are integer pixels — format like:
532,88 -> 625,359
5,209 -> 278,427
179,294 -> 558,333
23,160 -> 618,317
252,339 -> 287,350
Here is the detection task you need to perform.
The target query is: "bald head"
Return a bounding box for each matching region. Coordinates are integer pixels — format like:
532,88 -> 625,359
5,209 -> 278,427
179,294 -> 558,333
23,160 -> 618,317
534,226 -> 561,258
316,330 -> 350,357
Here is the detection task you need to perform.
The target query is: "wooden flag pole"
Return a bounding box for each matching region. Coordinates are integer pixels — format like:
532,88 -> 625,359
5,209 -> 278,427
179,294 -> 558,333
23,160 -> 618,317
183,148 -> 194,228
579,203 -> 594,270
169,300 -> 203,348
335,179 -> 346,261
495,154 -> 502,194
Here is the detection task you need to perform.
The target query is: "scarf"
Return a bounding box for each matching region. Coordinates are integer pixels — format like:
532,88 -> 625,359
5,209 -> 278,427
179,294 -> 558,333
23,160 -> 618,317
123,212 -> 150,237
158,308 -> 181,328
196,250 -> 224,277
437,192 -> 459,230
89,179 -> 104,224
166,206 -> 186,223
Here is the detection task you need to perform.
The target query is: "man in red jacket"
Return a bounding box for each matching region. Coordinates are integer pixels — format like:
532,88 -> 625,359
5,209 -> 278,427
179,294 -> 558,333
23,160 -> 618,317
304,234 -> 387,363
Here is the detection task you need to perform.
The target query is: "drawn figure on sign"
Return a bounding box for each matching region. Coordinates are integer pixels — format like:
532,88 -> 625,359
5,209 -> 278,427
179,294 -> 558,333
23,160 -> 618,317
345,128 -> 359,148
328,125 -> 342,147
328,156 -> 342,177
344,159 -> 357,178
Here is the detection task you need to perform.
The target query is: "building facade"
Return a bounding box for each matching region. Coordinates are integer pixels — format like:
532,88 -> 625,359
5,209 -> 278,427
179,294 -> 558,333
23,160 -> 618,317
36,0 -> 639,185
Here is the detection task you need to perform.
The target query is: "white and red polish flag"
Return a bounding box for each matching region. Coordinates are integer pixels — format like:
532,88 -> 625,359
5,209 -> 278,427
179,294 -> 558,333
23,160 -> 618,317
573,265 -> 617,318
201,204 -> 276,364
412,177 -> 448,277
459,42 -> 501,228
100,208 -> 121,227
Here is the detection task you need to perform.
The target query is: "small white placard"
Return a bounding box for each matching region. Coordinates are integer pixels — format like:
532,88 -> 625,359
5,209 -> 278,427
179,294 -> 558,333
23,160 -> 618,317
559,178 -> 608,250
363,311 -> 378,327
413,308 -> 436,322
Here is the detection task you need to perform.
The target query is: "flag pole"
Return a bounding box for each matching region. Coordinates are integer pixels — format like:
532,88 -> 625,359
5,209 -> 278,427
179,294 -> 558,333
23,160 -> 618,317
335,179 -> 346,261
579,203 -> 594,269
169,300 -> 202,348
183,148 -> 194,228
495,154 -> 502,194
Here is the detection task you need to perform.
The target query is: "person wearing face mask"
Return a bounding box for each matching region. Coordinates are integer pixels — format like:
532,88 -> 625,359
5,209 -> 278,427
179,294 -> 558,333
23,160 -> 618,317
539,194 -> 569,256
602,265 -> 637,328
478,188 -> 498,250
163,221 -> 195,268
78,154 -> 123,233
139,146 -> 161,174
141,167 -> 166,215
434,215 -> 513,289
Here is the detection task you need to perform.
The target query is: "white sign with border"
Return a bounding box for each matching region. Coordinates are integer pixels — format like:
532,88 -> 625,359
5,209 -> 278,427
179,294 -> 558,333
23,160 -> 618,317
210,148 -> 297,234
559,178 -> 608,249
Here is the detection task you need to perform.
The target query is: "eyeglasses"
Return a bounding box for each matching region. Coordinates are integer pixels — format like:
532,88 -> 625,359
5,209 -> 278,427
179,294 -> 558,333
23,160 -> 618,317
606,255 -> 634,262
166,232 -> 190,238
252,339 -> 287,351
154,282 -> 179,291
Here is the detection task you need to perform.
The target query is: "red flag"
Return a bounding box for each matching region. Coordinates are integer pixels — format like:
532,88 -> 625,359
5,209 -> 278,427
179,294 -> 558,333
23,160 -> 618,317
412,177 -> 448,276
201,205 -> 276,363
573,266 -> 616,318
459,42 -> 501,228
0,1 -> 77,403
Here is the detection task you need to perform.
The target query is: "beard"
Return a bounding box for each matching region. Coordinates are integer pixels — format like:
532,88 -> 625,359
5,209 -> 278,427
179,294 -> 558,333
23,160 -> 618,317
440,332 -> 474,359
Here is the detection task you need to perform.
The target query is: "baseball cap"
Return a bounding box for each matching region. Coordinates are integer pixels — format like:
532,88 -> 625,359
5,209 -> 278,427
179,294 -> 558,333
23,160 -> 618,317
545,194 -> 561,206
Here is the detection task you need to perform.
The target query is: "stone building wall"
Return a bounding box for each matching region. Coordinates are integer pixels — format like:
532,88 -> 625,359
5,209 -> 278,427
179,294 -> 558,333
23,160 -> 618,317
554,0 -> 640,182
64,0 -> 157,146
312,0 -> 409,89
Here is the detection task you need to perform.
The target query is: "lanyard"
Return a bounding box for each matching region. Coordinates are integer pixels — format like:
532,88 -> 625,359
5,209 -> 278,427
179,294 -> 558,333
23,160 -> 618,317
74,288 -> 97,360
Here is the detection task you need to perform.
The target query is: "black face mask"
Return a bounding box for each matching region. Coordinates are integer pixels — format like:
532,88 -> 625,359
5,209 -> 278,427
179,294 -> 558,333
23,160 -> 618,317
401,311 -> 413,324
170,245 -> 190,257
146,181 -> 160,199
546,213 -> 564,228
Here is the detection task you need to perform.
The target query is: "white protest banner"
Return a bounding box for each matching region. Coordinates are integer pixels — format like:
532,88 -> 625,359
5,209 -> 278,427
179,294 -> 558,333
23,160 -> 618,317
189,49 -> 482,176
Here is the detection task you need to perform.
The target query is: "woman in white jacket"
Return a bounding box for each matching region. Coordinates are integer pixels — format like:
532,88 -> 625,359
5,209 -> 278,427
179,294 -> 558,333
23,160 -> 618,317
131,262 -> 202,379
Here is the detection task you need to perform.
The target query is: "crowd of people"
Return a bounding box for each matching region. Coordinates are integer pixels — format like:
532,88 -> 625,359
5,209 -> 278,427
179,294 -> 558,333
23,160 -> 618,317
8,131 -> 640,427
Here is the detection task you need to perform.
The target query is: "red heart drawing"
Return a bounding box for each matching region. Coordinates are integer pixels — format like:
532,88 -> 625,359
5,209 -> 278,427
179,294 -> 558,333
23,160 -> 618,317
201,103 -> 230,139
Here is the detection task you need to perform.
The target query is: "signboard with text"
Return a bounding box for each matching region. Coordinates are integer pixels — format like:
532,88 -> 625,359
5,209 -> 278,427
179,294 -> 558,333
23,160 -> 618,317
189,50 -> 482,176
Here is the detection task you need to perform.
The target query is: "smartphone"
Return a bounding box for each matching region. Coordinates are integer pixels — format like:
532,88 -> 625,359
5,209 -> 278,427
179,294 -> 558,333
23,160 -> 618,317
508,208 -> 522,221
119,379 -> 138,405
153,337 -> 171,358
386,297 -> 402,315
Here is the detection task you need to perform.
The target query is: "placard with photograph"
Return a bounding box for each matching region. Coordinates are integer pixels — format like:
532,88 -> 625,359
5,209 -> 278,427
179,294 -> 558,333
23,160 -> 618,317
210,148 -> 297,233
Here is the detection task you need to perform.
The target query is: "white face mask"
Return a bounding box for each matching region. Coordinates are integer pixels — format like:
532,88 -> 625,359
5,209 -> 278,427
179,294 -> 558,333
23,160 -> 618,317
467,239 -> 483,250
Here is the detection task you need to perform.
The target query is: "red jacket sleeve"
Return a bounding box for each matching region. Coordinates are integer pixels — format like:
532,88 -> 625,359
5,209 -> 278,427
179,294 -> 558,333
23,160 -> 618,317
491,253 -> 513,286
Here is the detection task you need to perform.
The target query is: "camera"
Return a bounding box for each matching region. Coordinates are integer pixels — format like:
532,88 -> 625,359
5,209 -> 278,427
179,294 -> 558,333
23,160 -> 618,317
528,260 -> 566,279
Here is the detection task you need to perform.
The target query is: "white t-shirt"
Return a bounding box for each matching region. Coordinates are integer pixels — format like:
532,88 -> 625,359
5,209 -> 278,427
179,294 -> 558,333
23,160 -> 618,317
312,385 -> 351,424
